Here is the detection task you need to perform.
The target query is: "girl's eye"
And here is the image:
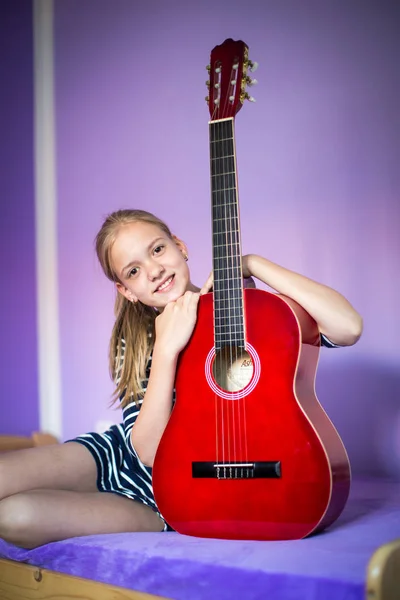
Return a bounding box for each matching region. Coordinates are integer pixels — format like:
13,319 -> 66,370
153,245 -> 165,254
128,267 -> 138,277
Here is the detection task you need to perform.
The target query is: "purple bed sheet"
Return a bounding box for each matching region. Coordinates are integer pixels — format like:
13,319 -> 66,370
0,477 -> 399,600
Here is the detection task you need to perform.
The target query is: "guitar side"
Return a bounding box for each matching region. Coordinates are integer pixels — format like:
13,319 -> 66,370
153,288 -> 350,540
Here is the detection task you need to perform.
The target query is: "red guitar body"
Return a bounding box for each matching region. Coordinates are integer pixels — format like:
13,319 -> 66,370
153,289 -> 351,540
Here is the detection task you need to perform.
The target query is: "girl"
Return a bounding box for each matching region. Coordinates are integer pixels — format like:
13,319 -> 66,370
0,209 -> 362,548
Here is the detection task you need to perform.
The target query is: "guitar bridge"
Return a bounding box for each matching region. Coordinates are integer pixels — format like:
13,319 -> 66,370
192,461 -> 281,479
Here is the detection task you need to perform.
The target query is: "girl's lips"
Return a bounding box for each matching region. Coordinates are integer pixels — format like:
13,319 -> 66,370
155,274 -> 175,293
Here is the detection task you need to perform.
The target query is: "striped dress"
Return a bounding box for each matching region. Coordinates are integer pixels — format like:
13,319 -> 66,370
69,333 -> 339,529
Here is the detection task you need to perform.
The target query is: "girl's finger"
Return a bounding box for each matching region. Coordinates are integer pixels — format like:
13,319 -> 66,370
200,272 -> 213,295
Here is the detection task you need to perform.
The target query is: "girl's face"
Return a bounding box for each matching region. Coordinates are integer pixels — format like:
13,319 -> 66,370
111,221 -> 193,310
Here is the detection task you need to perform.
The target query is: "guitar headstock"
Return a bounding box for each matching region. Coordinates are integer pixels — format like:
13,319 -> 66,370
206,38 -> 257,121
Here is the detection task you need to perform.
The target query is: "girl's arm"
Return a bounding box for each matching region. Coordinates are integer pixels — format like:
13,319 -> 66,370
130,291 -> 199,467
242,254 -> 363,346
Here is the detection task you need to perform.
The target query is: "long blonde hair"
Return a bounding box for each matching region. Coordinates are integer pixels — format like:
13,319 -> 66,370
95,209 -> 173,407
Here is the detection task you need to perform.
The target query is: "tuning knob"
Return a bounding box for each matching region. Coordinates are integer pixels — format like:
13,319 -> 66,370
244,92 -> 256,102
206,65 -> 211,71
245,76 -> 258,86
248,60 -> 259,72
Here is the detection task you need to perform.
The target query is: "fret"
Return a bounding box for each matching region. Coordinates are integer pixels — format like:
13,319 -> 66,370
210,120 -> 234,139
213,277 -> 242,286
210,154 -> 234,160
211,157 -> 235,176
213,251 -> 241,259
213,219 -> 239,225
213,228 -> 240,236
210,137 -> 233,143
212,188 -> 237,196
212,209 -> 239,222
215,337 -> 245,348
214,313 -> 243,321
214,288 -> 243,293
214,323 -> 244,331
214,323 -> 244,335
212,195 -> 238,207
214,322 -> 244,331
210,139 -> 234,160
214,299 -> 243,309
213,277 -> 242,285
212,243 -> 240,250
213,264 -> 241,274
212,262 -> 241,270
211,171 -> 235,177
213,265 -> 241,279
213,238 -> 240,248
211,174 -> 236,191
214,298 -> 243,308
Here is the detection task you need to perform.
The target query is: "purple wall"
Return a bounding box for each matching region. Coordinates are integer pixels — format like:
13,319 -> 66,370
1,0 -> 395,478
0,0 -> 39,435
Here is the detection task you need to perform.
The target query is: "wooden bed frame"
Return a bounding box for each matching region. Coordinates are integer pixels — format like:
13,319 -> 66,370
0,434 -> 399,600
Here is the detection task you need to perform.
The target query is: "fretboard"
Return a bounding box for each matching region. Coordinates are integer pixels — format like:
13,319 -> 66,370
210,117 -> 245,350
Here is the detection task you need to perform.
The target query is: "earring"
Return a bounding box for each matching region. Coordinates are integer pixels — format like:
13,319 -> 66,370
183,253 -> 188,261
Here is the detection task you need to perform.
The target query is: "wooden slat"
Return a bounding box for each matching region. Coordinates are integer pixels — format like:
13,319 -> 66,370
366,539 -> 400,600
0,558 -> 170,600
0,433 -> 58,453
0,437 -> 34,453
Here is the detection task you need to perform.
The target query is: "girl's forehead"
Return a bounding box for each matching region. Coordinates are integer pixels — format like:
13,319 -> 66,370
111,221 -> 168,267
113,221 -> 168,250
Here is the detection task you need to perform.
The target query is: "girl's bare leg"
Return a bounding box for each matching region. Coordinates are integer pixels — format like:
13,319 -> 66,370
0,442 -> 164,548
0,489 -> 164,548
0,442 -> 99,499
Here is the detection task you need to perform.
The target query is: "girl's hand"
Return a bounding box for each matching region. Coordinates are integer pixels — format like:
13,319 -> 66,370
154,291 -> 200,357
200,254 -> 257,295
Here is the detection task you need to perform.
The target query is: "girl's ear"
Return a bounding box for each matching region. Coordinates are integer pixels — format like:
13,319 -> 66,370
115,282 -> 137,303
172,234 -> 188,258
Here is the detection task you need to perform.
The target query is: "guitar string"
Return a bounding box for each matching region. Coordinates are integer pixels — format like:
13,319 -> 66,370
225,114 -> 237,470
225,116 -> 234,470
227,86 -> 240,472
226,94 -> 249,469
213,110 -> 223,474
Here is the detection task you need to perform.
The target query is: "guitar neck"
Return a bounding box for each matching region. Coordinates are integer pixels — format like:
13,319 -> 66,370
210,117 -> 245,350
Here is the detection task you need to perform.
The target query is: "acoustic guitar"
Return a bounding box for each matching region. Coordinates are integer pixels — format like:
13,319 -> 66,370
153,38 -> 350,540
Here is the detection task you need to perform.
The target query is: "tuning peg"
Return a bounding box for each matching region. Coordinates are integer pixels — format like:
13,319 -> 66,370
244,92 -> 256,102
248,60 -> 259,72
206,80 -> 210,88
206,65 -> 211,71
245,76 -> 258,86
205,96 -> 210,103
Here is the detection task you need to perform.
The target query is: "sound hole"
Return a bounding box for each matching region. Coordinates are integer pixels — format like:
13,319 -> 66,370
212,346 -> 254,393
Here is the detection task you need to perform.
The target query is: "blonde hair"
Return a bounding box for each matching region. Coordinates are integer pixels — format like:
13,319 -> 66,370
95,209 -> 173,407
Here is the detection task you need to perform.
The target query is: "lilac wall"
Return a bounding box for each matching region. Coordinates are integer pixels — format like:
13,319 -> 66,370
0,0 -> 39,435
55,1 -> 400,478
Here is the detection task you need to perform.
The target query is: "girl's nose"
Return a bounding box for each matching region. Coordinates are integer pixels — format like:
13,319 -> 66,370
147,260 -> 164,280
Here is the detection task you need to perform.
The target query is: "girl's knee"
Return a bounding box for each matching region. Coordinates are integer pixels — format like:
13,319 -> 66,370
0,494 -> 37,546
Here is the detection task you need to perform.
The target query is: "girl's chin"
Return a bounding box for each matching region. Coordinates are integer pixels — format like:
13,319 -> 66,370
153,289 -> 185,308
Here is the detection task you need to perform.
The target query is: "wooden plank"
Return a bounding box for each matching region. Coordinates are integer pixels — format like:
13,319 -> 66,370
0,558 -> 170,600
366,539 -> 400,600
0,433 -> 58,453
0,437 -> 34,453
